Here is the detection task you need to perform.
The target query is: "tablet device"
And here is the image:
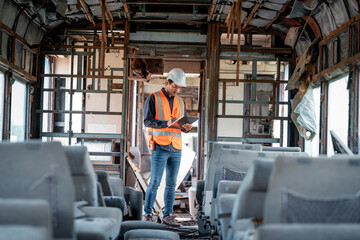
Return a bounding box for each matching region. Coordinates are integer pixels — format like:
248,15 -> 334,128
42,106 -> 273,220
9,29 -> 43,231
169,115 -> 198,128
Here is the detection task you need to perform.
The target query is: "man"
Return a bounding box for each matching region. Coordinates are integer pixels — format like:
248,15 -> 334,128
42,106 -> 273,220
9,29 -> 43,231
143,68 -> 192,227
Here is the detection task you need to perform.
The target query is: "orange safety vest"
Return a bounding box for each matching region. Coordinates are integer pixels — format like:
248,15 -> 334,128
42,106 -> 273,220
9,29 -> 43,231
146,90 -> 185,150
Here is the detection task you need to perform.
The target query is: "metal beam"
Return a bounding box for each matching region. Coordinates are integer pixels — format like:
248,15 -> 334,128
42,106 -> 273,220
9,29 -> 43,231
0,21 -> 36,53
41,132 -> 122,139
242,0 -> 263,29
122,0 -> 131,19
265,0 -> 289,30
79,0 -> 96,25
0,56 -> 36,82
40,73 -> 123,79
216,137 -> 280,143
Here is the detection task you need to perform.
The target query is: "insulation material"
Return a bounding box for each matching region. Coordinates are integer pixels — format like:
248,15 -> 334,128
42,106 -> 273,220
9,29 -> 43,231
314,3 -> 337,37
285,27 -> 311,56
271,23 -> 289,34
285,27 -> 301,48
287,0 -> 319,18
256,9 -> 277,20
15,41 -> 23,68
328,0 -> 349,27
0,0 -> 17,28
346,0 -> 359,18
15,13 -> 30,38
295,30 -> 311,57
1,33 -> 10,61
242,1 -> 255,9
263,2 -> 283,11
24,21 -> 45,45
249,18 -> 270,28
291,84 -> 317,141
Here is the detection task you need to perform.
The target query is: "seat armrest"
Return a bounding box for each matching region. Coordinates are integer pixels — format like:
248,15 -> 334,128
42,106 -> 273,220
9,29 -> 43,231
254,224 -> 360,240
104,196 -> 128,216
124,187 -> 143,220
0,198 -> 51,228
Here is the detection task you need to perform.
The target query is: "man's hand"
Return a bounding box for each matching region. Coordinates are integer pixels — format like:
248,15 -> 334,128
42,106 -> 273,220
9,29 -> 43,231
167,117 -> 177,127
182,123 -> 192,131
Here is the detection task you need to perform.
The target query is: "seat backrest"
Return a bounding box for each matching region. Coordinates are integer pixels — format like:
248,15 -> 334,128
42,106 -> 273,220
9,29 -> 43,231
64,146 -> 98,206
264,156 -> 360,224
262,146 -> 301,152
204,143 -> 262,190
95,170 -> 114,197
0,142 -> 74,239
109,177 -> 125,198
230,158 -> 275,224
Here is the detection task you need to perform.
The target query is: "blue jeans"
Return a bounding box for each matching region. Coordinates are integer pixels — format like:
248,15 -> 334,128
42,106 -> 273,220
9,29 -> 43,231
144,146 -> 182,217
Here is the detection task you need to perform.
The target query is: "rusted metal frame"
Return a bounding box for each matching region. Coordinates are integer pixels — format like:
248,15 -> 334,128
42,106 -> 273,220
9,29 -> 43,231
354,68 -> 359,153
138,82 -> 144,171
214,24 -> 220,141
2,71 -> 9,140
0,56 -> 36,82
100,0 -> 107,75
313,52 -> 360,82
230,0 -> 240,44
320,14 -> 360,46
209,24 -> 216,143
242,0 -> 262,29
319,42 -> 323,72
265,1 -> 289,30
121,0 -> 131,19
87,48 -> 92,75
198,61 -> 206,179
217,115 -> 290,120
220,45 -> 292,54
99,0 -> 114,24
207,0 -> 216,22
348,25 -> 351,59
121,21 -> 130,181
12,36 -> 16,66
219,78 -> 288,84
331,39 -> 335,66
41,73 -> 123,79
79,0 -> 96,25
236,0 -> 242,86
222,81 -> 226,116
0,22 -> 35,53
226,2 -> 234,38
43,45 -> 123,50
320,81 -> 328,154
348,68 -> 357,152
37,110 -> 122,115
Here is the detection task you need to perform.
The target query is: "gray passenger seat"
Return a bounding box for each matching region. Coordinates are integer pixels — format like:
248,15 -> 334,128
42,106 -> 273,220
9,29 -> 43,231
96,170 -> 143,220
0,198 -> 52,240
64,146 -> 122,240
252,156 -> 360,240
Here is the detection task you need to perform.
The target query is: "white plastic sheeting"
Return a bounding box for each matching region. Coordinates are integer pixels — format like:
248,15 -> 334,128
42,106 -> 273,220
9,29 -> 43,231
291,84 -> 317,141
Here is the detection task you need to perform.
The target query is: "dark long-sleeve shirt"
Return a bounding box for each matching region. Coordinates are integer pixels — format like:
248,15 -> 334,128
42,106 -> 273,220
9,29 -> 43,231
144,88 -> 187,152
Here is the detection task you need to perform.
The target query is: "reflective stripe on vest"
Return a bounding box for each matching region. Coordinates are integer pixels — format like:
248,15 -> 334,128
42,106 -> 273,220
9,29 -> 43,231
147,90 -> 184,150
147,130 -> 182,138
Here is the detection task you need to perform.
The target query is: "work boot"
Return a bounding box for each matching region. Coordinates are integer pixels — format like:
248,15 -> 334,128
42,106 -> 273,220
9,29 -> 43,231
161,214 -> 181,227
144,213 -> 157,222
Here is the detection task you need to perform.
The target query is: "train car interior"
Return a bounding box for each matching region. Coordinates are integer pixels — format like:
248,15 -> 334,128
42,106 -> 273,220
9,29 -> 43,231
1,0 -> 360,239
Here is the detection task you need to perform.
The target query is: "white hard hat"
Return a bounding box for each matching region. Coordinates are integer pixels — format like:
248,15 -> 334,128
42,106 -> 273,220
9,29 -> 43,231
167,68 -> 187,87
